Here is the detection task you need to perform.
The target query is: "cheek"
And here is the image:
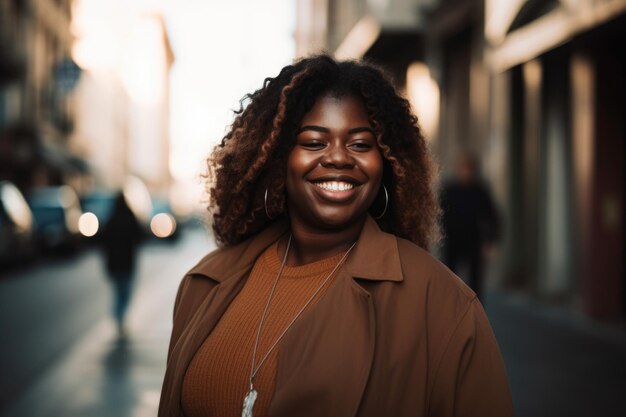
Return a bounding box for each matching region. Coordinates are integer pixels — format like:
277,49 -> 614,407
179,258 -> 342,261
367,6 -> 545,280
287,150 -> 303,173
286,150 -> 314,192
285,151 -> 300,182
362,152 -> 384,184
288,148 -> 320,174
362,154 -> 384,205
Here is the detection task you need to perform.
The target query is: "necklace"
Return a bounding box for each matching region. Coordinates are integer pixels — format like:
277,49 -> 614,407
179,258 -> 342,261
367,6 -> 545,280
242,234 -> 357,417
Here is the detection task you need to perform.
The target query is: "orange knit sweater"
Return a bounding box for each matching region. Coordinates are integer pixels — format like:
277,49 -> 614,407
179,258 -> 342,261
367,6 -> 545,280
181,240 -> 346,417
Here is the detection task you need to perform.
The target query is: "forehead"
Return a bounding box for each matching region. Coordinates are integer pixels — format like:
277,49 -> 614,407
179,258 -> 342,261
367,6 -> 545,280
299,93 -> 370,127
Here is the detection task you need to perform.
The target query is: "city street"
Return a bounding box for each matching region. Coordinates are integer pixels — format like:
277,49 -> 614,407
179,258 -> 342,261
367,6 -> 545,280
2,1 -> 624,416
0,226 -> 216,417
1,227 -> 625,417
486,292 -> 626,417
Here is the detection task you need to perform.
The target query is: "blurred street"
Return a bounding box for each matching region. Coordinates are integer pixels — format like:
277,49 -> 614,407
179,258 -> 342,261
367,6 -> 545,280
1,0 -> 625,415
0,226 -> 215,417
486,292 -> 626,417
1,225 -> 624,417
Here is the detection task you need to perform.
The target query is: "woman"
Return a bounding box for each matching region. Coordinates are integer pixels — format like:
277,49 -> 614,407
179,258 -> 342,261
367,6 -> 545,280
158,54 -> 513,417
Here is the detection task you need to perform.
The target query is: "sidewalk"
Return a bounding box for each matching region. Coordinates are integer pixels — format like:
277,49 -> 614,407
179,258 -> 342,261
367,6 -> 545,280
1,228 -> 215,417
485,290 -> 626,417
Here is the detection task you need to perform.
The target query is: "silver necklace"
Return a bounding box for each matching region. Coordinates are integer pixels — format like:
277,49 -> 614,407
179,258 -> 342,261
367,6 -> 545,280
242,234 -> 357,417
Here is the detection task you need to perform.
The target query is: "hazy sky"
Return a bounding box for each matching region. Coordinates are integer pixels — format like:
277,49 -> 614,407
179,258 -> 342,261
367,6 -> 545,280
72,0 -> 295,199
163,0 -> 296,182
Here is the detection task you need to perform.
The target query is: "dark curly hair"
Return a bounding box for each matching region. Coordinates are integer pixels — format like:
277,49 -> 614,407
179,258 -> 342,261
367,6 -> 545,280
203,53 -> 440,249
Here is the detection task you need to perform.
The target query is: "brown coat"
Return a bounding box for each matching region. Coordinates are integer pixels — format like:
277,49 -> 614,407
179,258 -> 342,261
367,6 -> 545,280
158,214 -> 514,417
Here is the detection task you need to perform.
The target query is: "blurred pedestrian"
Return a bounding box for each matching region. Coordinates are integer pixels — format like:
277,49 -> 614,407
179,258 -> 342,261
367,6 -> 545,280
159,55 -> 513,417
439,151 -> 501,301
101,191 -> 143,337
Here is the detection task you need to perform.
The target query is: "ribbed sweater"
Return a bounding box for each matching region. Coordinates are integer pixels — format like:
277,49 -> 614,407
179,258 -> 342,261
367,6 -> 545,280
181,239 -> 347,417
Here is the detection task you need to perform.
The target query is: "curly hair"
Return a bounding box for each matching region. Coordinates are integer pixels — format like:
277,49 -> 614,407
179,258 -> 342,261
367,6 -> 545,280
203,53 -> 440,249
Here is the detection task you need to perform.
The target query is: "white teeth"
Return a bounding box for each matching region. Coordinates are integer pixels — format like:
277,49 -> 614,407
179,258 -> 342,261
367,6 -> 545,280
313,181 -> 356,191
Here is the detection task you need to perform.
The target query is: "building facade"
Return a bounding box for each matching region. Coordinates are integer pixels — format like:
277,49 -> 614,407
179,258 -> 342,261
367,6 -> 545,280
70,11 -> 175,196
484,0 -> 625,319
1,1 -> 175,202
295,0 -> 625,320
0,0 -> 86,191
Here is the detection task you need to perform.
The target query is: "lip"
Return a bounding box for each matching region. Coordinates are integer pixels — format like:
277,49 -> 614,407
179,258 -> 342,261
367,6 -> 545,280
308,174 -> 363,185
307,180 -> 362,203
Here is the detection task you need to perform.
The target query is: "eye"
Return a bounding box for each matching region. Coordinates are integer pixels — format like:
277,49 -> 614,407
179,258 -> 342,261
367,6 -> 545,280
300,140 -> 326,150
349,141 -> 374,151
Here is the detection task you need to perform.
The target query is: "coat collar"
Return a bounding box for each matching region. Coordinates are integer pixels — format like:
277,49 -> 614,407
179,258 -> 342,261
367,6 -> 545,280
187,213 -> 404,283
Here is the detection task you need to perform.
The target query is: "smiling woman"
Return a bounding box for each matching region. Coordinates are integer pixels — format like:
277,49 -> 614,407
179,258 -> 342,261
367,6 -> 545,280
201,56 -> 441,253
286,93 -> 383,234
158,54 -> 514,417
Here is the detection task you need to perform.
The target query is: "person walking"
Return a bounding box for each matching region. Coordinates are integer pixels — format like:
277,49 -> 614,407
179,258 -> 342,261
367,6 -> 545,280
101,191 -> 143,337
439,152 -> 501,301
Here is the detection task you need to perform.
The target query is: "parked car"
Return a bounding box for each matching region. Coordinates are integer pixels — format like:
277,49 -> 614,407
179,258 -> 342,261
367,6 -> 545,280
27,185 -> 83,254
0,181 -> 35,267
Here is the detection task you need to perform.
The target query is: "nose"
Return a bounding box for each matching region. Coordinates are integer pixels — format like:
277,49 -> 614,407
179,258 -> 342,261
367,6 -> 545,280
320,141 -> 355,169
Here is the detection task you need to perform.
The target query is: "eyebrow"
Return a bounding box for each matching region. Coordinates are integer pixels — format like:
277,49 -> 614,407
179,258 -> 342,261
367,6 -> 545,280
298,125 -> 375,135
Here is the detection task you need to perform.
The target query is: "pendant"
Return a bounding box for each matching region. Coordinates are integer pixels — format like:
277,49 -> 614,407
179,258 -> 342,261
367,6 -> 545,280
242,387 -> 258,417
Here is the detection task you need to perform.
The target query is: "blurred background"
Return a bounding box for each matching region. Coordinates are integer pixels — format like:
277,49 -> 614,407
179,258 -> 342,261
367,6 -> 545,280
0,0 -> 624,416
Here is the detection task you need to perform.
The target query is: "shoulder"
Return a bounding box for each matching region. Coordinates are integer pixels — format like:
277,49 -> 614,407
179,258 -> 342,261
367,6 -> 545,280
182,219 -> 290,282
164,245 -> 235,360
439,179 -> 456,195
184,245 -> 230,278
171,247 -> 226,318
394,235 -> 476,305
391,237 -> 508,398
383,235 -> 479,348
171,225 -> 282,319
174,238 -> 246,290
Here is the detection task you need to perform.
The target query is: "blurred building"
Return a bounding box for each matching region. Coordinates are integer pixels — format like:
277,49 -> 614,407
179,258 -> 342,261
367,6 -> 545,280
0,0 -> 87,192
296,0 -> 430,85
1,0 -> 175,204
70,11 -> 175,196
483,0 -> 625,320
295,0 -> 625,321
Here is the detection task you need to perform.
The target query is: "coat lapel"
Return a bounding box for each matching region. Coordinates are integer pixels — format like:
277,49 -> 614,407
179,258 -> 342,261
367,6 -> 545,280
162,220 -> 291,416
269,266 -> 376,417
162,265 -> 250,416
268,214 -> 403,417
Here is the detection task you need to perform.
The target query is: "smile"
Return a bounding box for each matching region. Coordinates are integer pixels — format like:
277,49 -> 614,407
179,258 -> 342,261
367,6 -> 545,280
312,181 -> 356,191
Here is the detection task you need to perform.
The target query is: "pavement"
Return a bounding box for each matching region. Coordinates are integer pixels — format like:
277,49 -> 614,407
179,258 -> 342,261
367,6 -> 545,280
1,227 -> 625,417
485,291 -> 626,417
0,226 -> 216,417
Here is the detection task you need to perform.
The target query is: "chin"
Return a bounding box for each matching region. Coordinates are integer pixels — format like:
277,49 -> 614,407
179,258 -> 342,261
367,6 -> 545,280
310,207 -> 365,230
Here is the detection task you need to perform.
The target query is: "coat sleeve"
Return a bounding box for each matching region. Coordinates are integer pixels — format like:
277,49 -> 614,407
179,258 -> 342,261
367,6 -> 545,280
429,298 -> 514,417
166,274 -> 191,363
165,272 -> 221,363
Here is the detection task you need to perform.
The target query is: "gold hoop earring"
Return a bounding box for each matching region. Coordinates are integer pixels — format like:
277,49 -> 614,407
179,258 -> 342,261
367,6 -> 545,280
372,184 -> 388,219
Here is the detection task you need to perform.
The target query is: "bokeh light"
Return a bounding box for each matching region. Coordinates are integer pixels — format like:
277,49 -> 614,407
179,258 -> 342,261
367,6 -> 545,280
78,212 -> 99,237
150,212 -> 176,238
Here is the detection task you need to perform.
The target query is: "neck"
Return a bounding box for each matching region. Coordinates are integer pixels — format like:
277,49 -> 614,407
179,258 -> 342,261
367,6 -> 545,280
277,214 -> 366,267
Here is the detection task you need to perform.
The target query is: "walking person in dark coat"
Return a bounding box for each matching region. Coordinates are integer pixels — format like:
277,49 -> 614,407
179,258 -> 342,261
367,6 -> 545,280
439,152 -> 501,301
101,191 -> 144,337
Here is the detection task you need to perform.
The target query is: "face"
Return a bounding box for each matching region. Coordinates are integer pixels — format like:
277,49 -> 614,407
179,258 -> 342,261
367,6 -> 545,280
285,93 -> 384,229
456,155 -> 476,184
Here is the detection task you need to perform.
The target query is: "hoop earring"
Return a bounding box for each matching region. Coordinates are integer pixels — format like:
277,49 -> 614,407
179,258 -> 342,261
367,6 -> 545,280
372,184 -> 388,220
264,187 -> 275,220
